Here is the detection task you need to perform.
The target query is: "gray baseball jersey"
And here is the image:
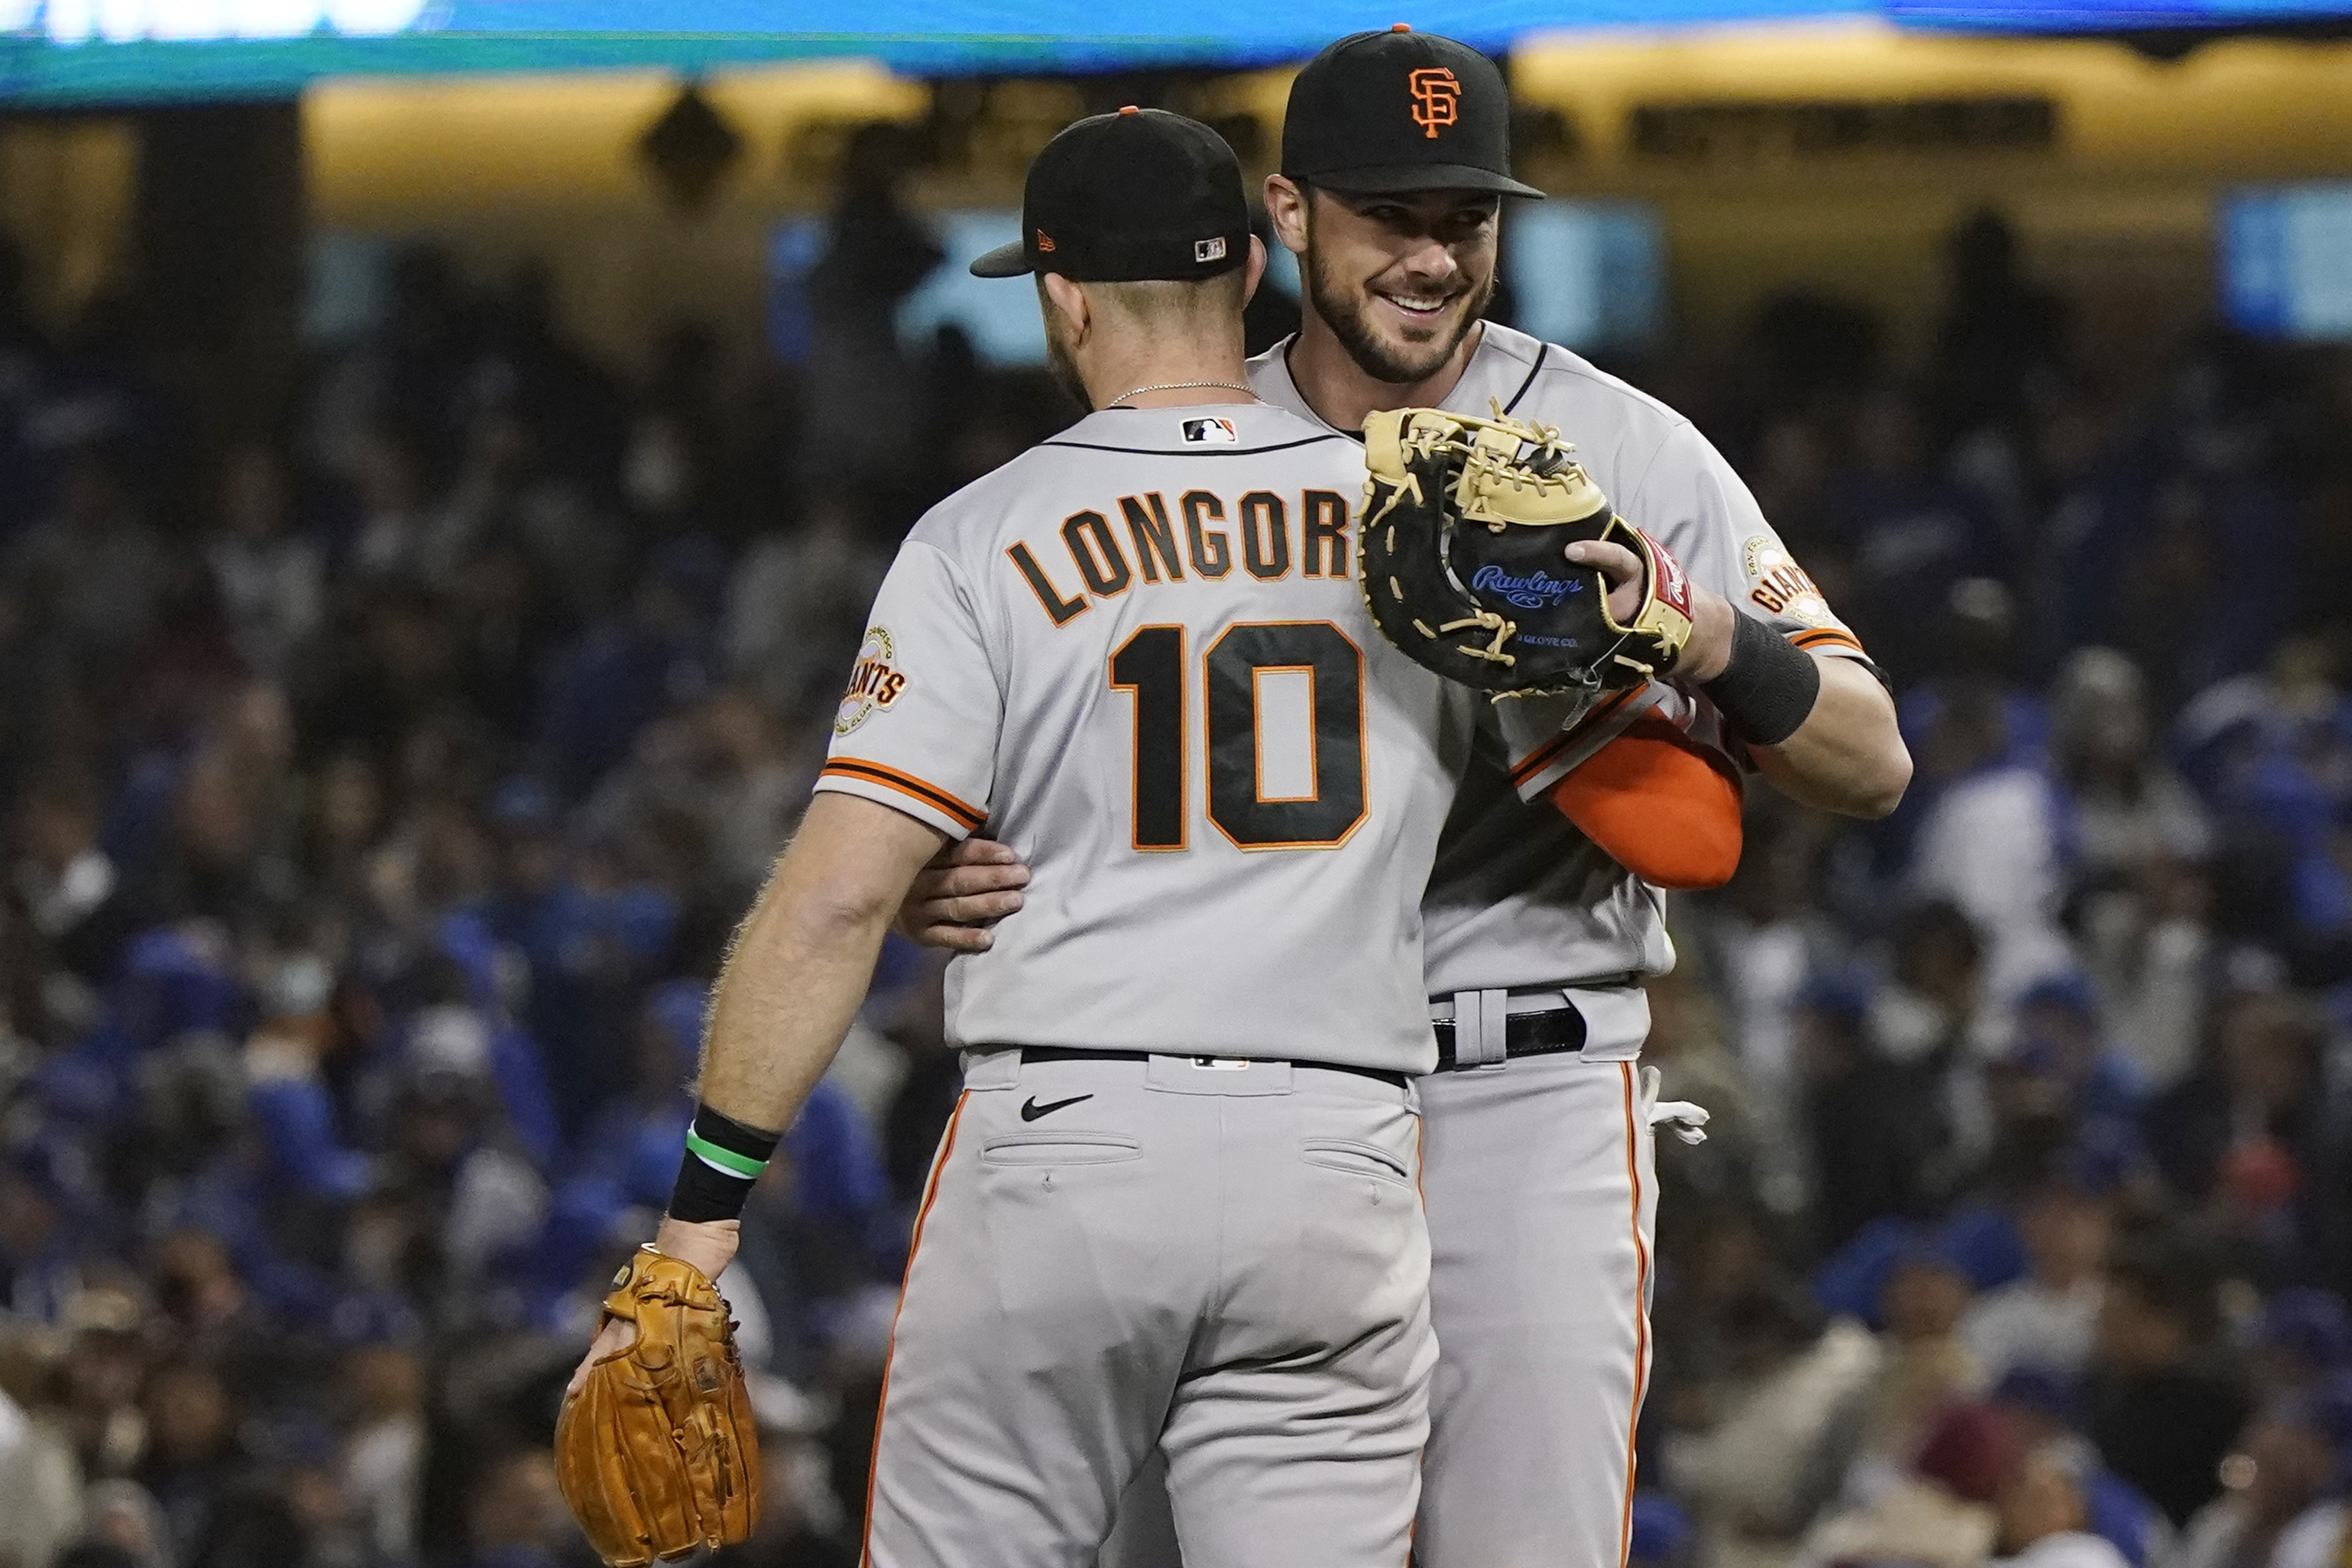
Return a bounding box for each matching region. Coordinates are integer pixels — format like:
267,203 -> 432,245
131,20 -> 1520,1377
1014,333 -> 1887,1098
1223,323 -> 1874,1568
1102,340 -> 1874,1568
1249,325 -> 1868,1017
821,400 -> 1602,1568
812,399 -> 1573,1075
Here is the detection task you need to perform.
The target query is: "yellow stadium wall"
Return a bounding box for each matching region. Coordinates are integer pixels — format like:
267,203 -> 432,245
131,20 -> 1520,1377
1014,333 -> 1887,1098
215,24 -> 2352,374
1508,21 -> 2352,374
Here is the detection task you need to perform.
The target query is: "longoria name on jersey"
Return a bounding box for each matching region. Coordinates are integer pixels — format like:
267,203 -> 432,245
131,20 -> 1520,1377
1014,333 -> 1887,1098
1006,488 -> 1356,627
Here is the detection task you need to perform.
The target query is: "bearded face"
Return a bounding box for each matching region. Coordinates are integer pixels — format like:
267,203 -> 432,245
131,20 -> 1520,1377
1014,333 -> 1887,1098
1301,187 -> 1500,386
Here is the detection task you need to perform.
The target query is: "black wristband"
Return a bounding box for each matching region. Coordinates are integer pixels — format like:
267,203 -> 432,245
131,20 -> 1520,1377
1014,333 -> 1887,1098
1701,614 -> 1822,747
667,1103 -> 782,1225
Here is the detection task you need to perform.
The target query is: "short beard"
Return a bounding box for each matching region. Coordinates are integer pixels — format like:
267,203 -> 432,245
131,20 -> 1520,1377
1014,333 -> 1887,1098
1038,280 -> 1094,411
1045,326 -> 1092,412
1304,209 -> 1494,387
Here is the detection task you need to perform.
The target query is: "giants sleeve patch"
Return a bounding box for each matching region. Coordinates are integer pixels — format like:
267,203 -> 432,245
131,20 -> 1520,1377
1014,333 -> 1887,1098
837,626 -> 909,735
1741,536 -> 1837,629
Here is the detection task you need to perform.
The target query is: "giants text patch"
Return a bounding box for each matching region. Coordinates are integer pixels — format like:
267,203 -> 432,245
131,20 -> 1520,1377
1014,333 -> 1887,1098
837,627 -> 909,735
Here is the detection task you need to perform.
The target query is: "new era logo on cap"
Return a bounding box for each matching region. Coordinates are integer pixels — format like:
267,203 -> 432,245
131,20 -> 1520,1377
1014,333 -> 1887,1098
967,107 -> 1250,283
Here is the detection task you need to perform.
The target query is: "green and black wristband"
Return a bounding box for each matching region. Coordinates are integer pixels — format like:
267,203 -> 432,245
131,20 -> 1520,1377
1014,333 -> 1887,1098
669,1103 -> 782,1223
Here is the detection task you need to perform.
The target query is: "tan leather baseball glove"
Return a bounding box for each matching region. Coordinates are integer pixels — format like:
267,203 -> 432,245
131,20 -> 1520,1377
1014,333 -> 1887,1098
556,1247 -> 760,1565
1360,406 -> 1695,697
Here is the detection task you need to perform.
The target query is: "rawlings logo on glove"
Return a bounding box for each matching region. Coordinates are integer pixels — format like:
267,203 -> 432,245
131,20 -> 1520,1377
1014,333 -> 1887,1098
1469,564 -> 1579,611
1359,406 -> 1694,698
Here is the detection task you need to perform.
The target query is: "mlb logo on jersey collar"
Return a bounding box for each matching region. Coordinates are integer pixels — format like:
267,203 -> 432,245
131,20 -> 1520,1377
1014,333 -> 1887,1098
1183,417 -> 1239,445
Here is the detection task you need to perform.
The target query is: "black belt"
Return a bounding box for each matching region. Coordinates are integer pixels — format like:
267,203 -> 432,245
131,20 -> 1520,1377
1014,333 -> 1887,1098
1016,1046 -> 1408,1091
1431,1005 -> 1587,1072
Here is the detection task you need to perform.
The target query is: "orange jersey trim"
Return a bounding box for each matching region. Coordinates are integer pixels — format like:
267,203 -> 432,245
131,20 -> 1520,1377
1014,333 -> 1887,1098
821,759 -> 986,833
1790,626 -> 1866,656
1616,1062 -> 1653,1568
1508,688 -> 1643,791
859,1092 -> 967,1568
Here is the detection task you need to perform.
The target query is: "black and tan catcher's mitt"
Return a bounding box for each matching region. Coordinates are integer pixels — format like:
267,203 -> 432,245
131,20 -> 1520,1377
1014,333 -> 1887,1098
556,1248 -> 760,1565
1359,407 -> 1695,697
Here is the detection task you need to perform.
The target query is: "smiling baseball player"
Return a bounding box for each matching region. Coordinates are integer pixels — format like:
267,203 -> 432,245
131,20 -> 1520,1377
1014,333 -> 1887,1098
900,30 -> 1913,1568
556,104 -> 1692,1568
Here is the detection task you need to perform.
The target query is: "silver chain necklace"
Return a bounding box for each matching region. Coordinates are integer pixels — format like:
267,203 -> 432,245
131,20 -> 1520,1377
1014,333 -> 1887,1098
1106,379 -> 1255,407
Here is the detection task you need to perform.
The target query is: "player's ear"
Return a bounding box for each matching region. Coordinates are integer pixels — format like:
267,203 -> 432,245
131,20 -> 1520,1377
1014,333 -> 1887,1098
1038,271 -> 1090,342
1240,235 -> 1267,309
1263,175 -> 1309,258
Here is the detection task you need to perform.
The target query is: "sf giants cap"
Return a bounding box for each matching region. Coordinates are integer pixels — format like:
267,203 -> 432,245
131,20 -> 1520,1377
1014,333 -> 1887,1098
970,107 -> 1251,281
1281,24 -> 1541,199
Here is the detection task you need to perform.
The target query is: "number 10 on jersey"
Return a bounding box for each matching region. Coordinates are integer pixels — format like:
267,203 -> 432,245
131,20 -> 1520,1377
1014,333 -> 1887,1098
1109,620 -> 1368,852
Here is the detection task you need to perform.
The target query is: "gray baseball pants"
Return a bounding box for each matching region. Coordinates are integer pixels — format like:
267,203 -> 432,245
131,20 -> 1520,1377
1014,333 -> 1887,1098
1099,1017 -> 1662,1568
862,1049 -> 1436,1568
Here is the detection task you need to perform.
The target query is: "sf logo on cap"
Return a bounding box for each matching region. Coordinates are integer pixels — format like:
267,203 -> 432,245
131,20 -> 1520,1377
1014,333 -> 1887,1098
1408,66 -> 1459,140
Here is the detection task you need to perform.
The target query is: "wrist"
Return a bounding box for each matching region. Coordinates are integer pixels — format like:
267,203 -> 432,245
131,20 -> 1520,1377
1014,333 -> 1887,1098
668,1101 -> 781,1224
651,1216 -> 740,1282
1679,589 -> 1737,684
1699,612 -> 1822,747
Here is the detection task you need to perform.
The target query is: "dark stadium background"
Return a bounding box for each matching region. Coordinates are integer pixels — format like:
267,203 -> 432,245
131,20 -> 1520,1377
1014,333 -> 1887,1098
3,9 -> 2352,1568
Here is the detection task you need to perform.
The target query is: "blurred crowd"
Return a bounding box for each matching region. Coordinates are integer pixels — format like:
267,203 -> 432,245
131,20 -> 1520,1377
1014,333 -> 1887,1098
1638,219 -> 2352,1568
0,141 -> 2349,1568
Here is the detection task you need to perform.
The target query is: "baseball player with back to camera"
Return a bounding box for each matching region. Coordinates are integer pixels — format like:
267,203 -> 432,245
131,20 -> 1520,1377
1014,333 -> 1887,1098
899,28 -> 1915,1568
555,105 -> 1693,1568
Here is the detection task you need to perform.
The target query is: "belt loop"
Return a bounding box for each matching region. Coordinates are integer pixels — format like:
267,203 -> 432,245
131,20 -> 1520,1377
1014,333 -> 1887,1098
1452,989 -> 1509,1068
958,1048 -> 1021,1090
1477,988 -> 1510,1065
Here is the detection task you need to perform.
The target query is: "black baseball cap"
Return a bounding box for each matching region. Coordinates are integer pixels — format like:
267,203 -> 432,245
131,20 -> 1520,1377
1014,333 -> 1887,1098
970,107 -> 1252,282
1281,25 -> 1541,199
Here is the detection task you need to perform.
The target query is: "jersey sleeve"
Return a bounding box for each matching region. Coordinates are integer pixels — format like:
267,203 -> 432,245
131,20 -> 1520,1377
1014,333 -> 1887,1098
812,540 -> 1000,841
1490,685 -> 1667,802
1621,420 -> 1871,663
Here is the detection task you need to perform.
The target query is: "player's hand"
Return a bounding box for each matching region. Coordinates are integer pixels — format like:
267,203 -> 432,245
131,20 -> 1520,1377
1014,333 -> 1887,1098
896,837 -> 1031,953
1562,539 -> 1736,683
1563,538 -> 1646,624
562,1217 -> 740,1402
